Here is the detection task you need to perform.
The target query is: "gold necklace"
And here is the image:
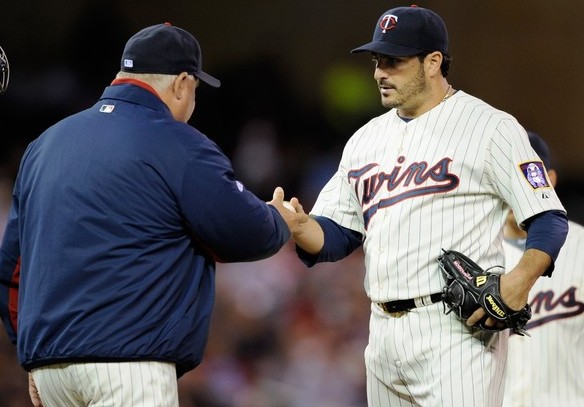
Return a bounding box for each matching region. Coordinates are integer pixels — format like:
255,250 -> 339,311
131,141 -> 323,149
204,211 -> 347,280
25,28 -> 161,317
442,84 -> 453,103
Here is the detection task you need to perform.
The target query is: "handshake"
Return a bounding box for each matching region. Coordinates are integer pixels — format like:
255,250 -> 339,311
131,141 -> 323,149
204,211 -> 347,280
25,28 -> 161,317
267,187 -> 310,236
268,186 -> 302,214
282,200 -> 297,213
267,187 -> 324,257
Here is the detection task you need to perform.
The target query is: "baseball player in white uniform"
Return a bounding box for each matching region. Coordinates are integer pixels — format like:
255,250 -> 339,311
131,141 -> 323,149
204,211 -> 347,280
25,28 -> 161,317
503,132 -> 584,406
272,6 -> 569,407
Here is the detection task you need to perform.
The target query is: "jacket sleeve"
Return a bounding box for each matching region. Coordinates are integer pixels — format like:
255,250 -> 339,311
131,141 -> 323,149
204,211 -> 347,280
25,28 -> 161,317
0,200 -> 21,344
179,140 -> 290,263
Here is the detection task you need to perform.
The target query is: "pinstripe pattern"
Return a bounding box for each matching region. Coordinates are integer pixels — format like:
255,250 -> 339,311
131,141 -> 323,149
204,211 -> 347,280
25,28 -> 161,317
311,91 -> 564,303
503,220 -> 584,406
310,91 -> 566,406
31,361 -> 178,407
366,303 -> 507,406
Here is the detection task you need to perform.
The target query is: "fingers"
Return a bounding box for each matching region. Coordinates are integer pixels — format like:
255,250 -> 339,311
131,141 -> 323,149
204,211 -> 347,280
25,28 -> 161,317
268,187 -> 308,220
271,187 -> 303,213
466,308 -> 503,330
272,186 -> 285,202
267,187 -> 286,209
289,197 -> 304,214
466,307 -> 485,327
28,373 -> 43,407
267,187 -> 310,234
282,201 -> 297,212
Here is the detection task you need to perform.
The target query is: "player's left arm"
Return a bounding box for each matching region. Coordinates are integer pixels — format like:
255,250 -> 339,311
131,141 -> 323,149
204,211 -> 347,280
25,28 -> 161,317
467,209 -> 568,327
501,209 -> 568,306
522,209 -> 568,276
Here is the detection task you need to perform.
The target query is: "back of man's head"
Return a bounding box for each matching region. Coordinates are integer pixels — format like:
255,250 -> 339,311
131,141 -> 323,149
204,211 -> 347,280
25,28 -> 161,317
527,131 -> 552,170
120,22 -> 220,88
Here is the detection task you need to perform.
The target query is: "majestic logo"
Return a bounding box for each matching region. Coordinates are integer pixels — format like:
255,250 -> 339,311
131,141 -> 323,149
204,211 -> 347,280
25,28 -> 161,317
519,161 -> 549,189
348,155 -> 459,228
380,14 -> 398,33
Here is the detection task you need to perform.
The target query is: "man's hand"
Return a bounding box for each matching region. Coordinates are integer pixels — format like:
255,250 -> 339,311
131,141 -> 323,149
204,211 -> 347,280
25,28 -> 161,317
466,270 -> 530,328
468,248 -> 550,327
29,373 -> 43,407
438,249 -> 532,335
267,187 -> 309,234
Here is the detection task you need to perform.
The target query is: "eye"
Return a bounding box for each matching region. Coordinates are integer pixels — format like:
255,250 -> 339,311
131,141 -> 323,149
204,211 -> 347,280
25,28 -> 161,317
371,54 -> 401,68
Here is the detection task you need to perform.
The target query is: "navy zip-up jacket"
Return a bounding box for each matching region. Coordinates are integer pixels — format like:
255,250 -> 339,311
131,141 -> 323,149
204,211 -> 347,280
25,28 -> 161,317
0,83 -> 290,377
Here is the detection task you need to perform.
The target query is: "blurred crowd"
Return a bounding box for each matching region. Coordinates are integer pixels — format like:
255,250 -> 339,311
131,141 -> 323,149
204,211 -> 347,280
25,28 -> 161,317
177,245 -> 369,407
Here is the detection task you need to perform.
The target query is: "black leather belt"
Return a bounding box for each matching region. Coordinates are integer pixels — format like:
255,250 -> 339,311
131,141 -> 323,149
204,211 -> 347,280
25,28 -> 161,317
378,292 -> 443,313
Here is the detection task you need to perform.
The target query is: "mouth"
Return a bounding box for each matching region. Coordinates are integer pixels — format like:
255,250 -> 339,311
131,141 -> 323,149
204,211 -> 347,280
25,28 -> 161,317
378,85 -> 396,97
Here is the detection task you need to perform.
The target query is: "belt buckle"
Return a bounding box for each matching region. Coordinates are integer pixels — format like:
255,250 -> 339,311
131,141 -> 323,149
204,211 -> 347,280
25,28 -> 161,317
379,303 -> 408,318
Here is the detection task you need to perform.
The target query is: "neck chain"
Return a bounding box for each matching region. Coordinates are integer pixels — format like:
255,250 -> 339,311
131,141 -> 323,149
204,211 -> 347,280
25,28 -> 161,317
398,84 -> 453,121
441,84 -> 453,103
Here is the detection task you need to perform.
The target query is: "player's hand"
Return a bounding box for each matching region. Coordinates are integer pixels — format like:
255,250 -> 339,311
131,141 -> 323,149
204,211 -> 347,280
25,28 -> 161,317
267,187 -> 309,233
28,373 -> 43,407
466,271 -> 529,329
466,307 -> 501,329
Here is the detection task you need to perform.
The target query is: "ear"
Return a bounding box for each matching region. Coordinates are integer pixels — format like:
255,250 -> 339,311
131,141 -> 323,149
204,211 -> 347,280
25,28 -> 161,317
172,72 -> 191,100
425,51 -> 443,76
547,169 -> 558,187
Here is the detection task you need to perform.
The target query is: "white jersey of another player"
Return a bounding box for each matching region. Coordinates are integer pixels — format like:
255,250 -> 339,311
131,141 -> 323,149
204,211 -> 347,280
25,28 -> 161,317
503,220 -> 584,406
311,90 -> 565,303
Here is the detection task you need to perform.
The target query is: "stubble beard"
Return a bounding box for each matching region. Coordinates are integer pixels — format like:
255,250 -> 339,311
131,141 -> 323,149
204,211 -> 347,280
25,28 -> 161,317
380,65 -> 427,110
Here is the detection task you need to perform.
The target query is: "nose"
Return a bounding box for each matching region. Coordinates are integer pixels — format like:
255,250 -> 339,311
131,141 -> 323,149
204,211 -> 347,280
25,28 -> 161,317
374,66 -> 388,82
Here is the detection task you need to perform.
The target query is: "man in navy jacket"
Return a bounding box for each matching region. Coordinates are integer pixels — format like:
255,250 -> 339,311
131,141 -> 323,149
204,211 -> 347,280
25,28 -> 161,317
0,23 -> 302,407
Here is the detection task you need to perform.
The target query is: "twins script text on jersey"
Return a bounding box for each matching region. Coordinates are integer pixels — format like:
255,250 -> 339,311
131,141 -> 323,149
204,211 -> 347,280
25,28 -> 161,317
349,155 -> 459,227
514,285 -> 584,332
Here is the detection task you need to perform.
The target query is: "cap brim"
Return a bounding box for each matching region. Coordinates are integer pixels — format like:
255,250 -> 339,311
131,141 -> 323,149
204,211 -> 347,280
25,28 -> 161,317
197,71 -> 221,88
351,41 -> 423,57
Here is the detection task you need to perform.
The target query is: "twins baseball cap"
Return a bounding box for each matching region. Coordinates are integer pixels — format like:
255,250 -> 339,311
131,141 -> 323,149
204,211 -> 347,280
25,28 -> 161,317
121,22 -> 221,88
351,5 -> 448,56
527,131 -> 552,169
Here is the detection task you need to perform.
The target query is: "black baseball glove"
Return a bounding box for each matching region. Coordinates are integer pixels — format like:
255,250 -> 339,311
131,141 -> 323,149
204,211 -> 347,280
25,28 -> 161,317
437,249 -> 531,336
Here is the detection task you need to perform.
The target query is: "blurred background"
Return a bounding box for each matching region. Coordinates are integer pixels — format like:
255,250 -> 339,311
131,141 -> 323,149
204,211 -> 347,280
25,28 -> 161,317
1,1 -> 583,406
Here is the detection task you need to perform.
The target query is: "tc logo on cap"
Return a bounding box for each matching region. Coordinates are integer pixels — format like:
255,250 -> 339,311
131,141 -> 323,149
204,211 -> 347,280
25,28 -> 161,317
380,14 -> 398,33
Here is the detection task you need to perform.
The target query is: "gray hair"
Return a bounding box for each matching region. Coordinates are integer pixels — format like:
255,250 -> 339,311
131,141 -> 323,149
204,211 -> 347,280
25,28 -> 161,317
115,71 -> 177,95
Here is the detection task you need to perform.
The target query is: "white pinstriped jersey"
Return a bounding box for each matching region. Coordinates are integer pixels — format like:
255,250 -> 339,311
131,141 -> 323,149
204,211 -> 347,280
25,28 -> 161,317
503,220 -> 584,407
310,91 -> 566,303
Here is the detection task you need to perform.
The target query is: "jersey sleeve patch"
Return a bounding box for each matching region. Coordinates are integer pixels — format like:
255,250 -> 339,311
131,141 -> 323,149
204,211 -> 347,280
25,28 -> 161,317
519,161 -> 550,189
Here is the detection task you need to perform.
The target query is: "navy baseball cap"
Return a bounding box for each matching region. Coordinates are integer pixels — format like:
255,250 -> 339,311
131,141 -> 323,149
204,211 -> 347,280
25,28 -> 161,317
121,22 -> 220,88
351,5 -> 448,56
527,131 -> 552,169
